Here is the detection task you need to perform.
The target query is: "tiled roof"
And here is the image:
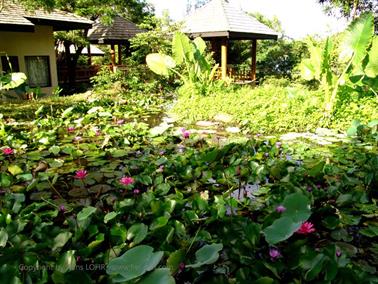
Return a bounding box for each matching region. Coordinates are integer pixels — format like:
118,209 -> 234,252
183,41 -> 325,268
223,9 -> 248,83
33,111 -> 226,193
183,0 -> 278,40
0,0 -> 92,31
88,16 -> 143,43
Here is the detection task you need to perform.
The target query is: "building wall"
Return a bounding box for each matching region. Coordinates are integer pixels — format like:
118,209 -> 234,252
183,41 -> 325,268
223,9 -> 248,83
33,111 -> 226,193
0,25 -> 58,95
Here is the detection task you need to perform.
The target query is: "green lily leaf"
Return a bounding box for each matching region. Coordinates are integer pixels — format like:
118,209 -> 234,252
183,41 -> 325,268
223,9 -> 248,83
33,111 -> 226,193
106,245 -> 163,282
77,206 -> 97,221
127,223 -> 148,244
8,164 -> 23,176
138,268 -> 175,284
52,232 -> 72,252
186,243 -> 223,268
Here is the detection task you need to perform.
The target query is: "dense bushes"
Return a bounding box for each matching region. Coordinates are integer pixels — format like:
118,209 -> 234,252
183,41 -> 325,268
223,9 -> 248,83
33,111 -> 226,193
171,82 -> 378,134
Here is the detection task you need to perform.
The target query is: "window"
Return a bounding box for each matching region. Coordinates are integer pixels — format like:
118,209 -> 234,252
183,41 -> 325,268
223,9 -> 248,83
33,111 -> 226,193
1,56 -> 20,73
25,56 -> 51,87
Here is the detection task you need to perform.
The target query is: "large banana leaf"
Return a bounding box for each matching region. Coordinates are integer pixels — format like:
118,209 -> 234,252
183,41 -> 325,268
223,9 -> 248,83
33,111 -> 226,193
365,36 -> 378,78
193,37 -> 207,55
300,43 -> 323,81
172,33 -> 194,65
0,72 -> 27,91
146,54 -> 176,77
339,12 -> 374,68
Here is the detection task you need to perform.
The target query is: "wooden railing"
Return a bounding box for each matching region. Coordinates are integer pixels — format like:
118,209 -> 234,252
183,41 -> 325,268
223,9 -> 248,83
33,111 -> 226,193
215,65 -> 254,82
57,65 -> 101,84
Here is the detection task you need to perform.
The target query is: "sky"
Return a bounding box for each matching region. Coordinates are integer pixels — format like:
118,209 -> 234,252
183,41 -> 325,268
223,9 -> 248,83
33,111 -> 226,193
147,0 -> 348,39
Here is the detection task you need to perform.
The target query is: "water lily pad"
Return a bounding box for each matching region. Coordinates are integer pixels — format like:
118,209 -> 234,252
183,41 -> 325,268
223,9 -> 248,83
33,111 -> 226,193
106,245 -> 163,282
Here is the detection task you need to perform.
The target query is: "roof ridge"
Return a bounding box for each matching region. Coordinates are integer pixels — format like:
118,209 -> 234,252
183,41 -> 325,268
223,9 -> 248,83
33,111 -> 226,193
219,0 -> 230,31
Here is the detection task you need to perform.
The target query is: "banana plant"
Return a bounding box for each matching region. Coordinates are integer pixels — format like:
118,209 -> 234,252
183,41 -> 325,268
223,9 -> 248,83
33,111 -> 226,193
0,72 -> 27,92
146,32 -> 220,95
300,12 -> 377,125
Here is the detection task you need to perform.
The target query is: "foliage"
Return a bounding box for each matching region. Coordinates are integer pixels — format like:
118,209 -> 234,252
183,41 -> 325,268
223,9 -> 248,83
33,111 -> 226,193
0,90 -> 377,282
317,0 -> 377,19
129,14 -> 183,64
0,72 -> 27,92
171,82 -> 378,134
91,61 -> 177,95
299,12 -> 378,124
146,32 -> 224,96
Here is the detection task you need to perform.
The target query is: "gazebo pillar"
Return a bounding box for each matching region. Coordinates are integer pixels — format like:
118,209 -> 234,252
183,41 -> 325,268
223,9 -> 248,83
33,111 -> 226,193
118,44 -> 122,65
251,39 -> 257,81
110,44 -> 116,68
221,39 -> 228,80
87,44 -> 92,66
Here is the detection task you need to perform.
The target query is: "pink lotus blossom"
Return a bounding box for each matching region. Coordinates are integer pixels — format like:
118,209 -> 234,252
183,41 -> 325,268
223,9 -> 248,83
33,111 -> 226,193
336,250 -> 342,257
296,222 -> 315,234
117,119 -> 125,125
75,169 -> 88,180
67,126 -> 75,133
73,136 -> 82,142
276,205 -> 286,213
120,176 -> 134,186
181,128 -> 190,139
269,248 -> 282,260
59,204 -> 66,212
133,189 -> 141,195
2,147 -> 14,155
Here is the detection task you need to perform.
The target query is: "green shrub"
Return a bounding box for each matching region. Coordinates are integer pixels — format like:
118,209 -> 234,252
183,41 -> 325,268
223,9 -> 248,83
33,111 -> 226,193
171,83 -> 378,134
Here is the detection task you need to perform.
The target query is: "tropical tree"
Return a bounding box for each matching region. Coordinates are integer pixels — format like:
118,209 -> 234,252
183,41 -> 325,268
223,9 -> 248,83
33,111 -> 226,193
300,12 -> 378,124
317,0 -> 377,19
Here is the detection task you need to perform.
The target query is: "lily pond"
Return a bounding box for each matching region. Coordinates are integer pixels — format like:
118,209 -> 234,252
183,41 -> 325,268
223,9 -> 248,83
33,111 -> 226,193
0,92 -> 377,284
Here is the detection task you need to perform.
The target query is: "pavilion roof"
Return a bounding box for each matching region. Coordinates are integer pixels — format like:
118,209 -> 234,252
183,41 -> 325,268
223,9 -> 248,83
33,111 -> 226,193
0,0 -> 92,32
88,16 -> 144,44
183,0 -> 278,40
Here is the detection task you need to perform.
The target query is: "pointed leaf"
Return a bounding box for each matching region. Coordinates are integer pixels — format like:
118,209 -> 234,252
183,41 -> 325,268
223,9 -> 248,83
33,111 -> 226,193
52,232 -> 72,251
146,54 -> 176,76
56,250 -> 76,273
77,206 -> 97,221
339,12 -> 374,66
0,228 -> 8,247
365,37 -> 378,78
172,32 -> 194,64
193,37 -> 207,54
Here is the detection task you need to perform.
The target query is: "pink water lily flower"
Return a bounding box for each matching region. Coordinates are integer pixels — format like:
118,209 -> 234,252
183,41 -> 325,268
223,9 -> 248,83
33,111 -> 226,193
120,176 -> 134,186
75,169 -> 88,180
2,147 -> 14,155
181,128 -> 190,139
296,222 -> 315,234
269,248 -> 282,260
67,126 -> 75,133
276,205 -> 286,213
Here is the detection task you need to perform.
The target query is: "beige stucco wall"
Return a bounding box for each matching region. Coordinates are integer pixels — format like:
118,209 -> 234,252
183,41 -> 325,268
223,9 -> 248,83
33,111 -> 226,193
0,25 -> 58,95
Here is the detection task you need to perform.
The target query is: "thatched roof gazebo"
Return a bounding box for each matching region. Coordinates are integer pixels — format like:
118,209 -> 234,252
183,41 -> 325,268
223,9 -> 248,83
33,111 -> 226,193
183,0 -> 278,81
88,15 -> 143,68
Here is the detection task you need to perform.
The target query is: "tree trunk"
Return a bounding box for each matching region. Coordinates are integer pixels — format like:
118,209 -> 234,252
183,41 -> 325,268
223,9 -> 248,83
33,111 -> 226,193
351,0 -> 359,20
